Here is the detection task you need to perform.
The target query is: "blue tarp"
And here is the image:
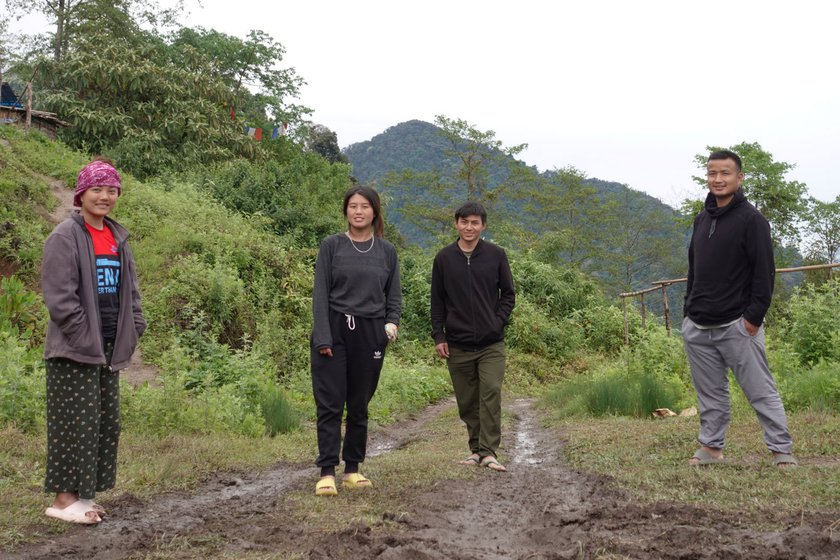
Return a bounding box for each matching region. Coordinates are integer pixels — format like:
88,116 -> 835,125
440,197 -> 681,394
1,83 -> 23,108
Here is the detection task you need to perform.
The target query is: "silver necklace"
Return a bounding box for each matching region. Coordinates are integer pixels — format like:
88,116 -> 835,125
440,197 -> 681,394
345,231 -> 375,253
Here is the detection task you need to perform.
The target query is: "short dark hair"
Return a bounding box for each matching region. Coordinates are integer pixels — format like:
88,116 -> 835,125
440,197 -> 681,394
454,201 -> 487,224
708,150 -> 742,172
343,185 -> 384,237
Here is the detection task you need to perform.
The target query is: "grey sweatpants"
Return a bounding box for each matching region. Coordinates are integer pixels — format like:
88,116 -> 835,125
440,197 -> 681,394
682,317 -> 792,454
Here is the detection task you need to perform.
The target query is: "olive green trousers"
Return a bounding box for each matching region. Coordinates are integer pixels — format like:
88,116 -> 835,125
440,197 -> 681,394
447,341 -> 506,458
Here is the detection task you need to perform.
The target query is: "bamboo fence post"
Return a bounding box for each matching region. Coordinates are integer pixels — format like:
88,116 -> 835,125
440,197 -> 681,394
661,284 -> 671,336
622,296 -> 629,345
25,83 -> 32,130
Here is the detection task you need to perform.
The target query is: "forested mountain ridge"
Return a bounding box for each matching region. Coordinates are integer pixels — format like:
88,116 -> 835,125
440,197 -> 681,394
343,119 -> 689,298
344,119 -> 678,216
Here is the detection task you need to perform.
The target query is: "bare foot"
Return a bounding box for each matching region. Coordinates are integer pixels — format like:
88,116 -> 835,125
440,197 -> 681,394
77,499 -> 106,517
480,456 -> 507,472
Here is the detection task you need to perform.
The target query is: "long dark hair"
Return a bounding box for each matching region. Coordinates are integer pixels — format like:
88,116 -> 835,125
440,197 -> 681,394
343,186 -> 384,238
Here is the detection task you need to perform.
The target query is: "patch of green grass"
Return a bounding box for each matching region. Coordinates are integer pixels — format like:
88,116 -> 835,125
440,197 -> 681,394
548,406 -> 840,515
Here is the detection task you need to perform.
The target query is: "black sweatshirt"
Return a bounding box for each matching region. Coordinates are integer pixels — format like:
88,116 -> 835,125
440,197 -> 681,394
431,239 -> 516,350
312,233 -> 401,350
684,189 -> 775,327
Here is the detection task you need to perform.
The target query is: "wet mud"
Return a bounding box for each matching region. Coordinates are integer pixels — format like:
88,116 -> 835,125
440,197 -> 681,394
8,399 -> 840,559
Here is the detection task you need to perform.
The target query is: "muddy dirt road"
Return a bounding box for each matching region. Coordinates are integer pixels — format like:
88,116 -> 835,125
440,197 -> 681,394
8,399 -> 840,559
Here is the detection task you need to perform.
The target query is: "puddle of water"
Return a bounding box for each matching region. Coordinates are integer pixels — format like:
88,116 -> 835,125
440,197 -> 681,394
511,403 -> 541,466
368,436 -> 398,457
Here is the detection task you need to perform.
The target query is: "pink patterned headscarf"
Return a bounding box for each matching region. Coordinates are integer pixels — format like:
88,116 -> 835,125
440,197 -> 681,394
74,160 -> 122,207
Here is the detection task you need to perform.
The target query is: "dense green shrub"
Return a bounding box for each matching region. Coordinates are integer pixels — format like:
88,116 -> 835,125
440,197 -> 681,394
0,276 -> 47,346
121,379 -> 264,438
511,257 -> 599,318
0,333 -> 45,432
779,360 -> 840,413
0,277 -> 47,432
507,299 -> 583,361
780,277 -> 840,365
194,142 -> 350,246
397,249 -> 433,342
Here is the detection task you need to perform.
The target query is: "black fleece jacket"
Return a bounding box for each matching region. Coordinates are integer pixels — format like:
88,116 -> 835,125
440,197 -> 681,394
431,239 -> 515,350
684,189 -> 775,326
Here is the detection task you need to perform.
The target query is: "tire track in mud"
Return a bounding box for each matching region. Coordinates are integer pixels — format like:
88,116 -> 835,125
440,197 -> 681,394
10,398 -> 840,559
310,400 -> 840,560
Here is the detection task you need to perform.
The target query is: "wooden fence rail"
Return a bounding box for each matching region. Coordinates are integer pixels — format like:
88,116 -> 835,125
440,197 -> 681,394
618,262 -> 840,345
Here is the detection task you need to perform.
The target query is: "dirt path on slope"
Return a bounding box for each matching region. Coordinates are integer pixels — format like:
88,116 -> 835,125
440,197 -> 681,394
9,399 -> 840,560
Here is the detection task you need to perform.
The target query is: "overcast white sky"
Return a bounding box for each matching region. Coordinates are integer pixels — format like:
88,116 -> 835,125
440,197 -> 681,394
11,0 -> 839,207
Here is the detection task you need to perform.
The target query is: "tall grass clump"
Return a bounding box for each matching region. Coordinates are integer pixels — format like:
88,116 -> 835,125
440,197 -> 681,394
261,384 -> 301,436
544,327 -> 690,418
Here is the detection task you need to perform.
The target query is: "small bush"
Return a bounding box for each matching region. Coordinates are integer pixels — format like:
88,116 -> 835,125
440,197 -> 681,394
121,377 -> 264,438
781,277 -> 840,365
0,333 -> 45,432
507,299 -> 583,361
0,276 -> 47,346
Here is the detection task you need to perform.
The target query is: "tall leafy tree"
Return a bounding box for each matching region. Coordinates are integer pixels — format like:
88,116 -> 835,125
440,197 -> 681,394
36,34 -> 255,178
305,124 -> 348,164
522,166 -> 608,268
169,27 -> 308,128
599,188 -> 685,294
21,3 -> 309,178
389,115 -> 531,241
434,115 -> 528,203
3,0 -> 181,61
804,196 -> 840,265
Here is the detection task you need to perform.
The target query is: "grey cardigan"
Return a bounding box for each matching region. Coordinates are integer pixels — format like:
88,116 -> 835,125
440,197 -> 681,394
41,213 -> 146,370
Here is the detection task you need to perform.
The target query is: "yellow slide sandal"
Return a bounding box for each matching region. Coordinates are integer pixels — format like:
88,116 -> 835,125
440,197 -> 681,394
315,475 -> 337,497
342,473 -> 372,489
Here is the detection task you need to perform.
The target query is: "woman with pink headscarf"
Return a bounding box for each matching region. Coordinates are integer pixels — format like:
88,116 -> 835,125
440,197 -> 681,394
40,158 -> 146,524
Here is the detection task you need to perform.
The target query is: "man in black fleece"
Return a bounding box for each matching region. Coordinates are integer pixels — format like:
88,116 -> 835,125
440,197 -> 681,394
431,201 -> 515,472
683,150 -> 797,468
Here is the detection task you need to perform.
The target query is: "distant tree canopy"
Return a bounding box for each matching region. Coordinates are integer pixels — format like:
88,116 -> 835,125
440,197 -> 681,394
305,124 -> 348,164
804,196 -> 840,266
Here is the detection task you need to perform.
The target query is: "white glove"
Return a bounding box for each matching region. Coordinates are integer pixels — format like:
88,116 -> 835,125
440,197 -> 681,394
385,323 -> 398,342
